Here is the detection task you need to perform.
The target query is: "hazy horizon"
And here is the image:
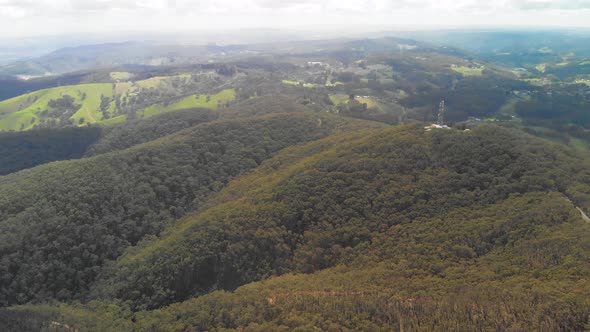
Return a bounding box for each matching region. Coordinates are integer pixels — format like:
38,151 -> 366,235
1,0 -> 590,39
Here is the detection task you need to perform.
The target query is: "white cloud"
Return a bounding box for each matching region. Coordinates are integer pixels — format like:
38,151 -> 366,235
511,0 -> 590,10
2,0 -> 590,16
0,0 -> 589,38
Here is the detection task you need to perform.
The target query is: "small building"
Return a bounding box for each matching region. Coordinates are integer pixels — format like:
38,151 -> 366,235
424,124 -> 450,131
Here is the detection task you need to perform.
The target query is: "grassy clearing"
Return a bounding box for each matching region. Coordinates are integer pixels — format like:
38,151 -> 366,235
0,111 -> 36,131
140,89 -> 236,118
329,95 -> 348,105
97,115 -> 128,126
282,80 -> 300,86
520,78 -> 547,86
451,66 -> 483,76
70,84 -> 116,124
357,97 -> 378,109
282,80 -> 317,88
0,90 -> 44,114
535,64 -> 547,73
110,72 -> 133,81
115,82 -> 135,95
136,75 -> 191,89
0,83 -> 117,131
377,78 -> 395,84
0,90 -> 48,130
326,81 -> 344,87
330,94 -> 378,109
0,74 -> 202,131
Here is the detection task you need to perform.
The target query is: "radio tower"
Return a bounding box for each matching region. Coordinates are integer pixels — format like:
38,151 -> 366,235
437,99 -> 445,126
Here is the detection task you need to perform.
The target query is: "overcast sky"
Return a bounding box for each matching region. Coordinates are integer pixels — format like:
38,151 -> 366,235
1,0 -> 590,38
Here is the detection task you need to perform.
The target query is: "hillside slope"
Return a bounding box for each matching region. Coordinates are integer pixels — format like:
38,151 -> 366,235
0,108 -> 217,175
0,112 -> 382,307
0,42 -> 213,76
1,124 -> 590,330
0,76 -> 235,131
0,127 -> 102,175
89,126 -> 590,314
49,124 -> 587,330
0,96 -> 320,176
44,192 -> 589,331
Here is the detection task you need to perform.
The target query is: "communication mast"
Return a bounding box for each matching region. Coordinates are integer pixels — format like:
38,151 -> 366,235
437,99 -> 445,126
424,99 -> 451,131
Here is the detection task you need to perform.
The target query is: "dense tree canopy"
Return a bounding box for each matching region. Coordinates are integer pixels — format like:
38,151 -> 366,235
92,124 -> 590,320
0,113 -> 377,306
0,97 -> 316,176
0,127 -> 101,175
4,124 -> 589,331
85,108 -> 217,156
0,109 -> 216,175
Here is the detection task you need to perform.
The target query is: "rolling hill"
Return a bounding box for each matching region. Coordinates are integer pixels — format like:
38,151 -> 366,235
0,42 -> 213,77
0,96 -> 319,176
1,122 -> 588,331
0,127 -> 102,175
0,74 -> 236,131
0,82 -> 116,131
0,108 -> 218,175
0,112 -> 384,307
0,95 -> 322,178
138,89 -> 236,118
92,123 -> 590,311
0,71 -> 103,101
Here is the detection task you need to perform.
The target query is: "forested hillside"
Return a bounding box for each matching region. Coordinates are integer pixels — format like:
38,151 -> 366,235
0,109 -> 216,175
0,96 -> 318,175
0,127 -> 101,175
0,112 -> 381,307
94,124 -> 590,309
5,124 -> 588,331
84,108 -> 217,156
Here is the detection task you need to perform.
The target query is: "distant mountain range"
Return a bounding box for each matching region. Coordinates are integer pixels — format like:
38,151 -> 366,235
3,29 -> 590,78
0,41 -> 214,76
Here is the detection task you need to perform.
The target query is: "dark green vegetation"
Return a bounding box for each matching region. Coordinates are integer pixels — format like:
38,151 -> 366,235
0,127 -> 101,175
0,307 -> 55,332
4,124 -> 590,331
94,123 -> 590,312
0,109 -> 216,175
0,112 -> 375,307
0,97 -> 316,175
84,108 -> 217,156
